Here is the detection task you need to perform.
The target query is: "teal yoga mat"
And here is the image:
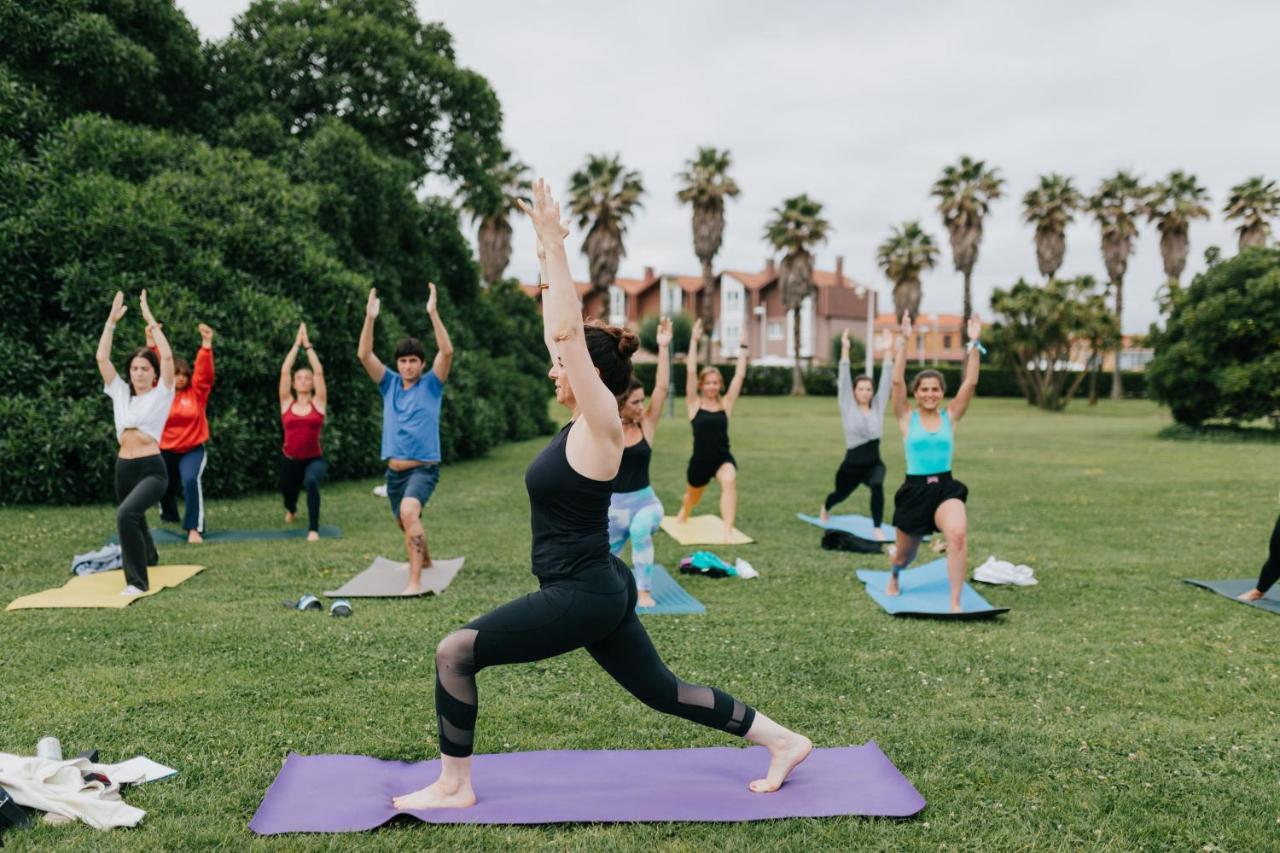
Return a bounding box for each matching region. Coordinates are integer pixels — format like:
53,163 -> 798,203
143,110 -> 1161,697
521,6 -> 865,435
1184,578 -> 1280,615
112,526 -> 342,545
797,513 -> 895,540
856,558 -> 1008,619
637,565 -> 705,615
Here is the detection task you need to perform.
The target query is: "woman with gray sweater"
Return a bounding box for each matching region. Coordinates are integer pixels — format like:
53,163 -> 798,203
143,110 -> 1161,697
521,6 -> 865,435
819,329 -> 893,538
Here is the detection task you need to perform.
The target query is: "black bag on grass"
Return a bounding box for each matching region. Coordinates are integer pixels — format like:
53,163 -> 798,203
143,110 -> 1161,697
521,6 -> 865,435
821,529 -> 883,554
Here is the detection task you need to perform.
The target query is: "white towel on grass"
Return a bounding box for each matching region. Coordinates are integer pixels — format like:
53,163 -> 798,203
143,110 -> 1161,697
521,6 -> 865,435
0,753 -> 176,830
974,556 -> 1037,586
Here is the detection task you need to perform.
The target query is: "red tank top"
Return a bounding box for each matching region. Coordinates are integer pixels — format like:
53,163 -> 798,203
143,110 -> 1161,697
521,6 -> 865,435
282,404 -> 324,459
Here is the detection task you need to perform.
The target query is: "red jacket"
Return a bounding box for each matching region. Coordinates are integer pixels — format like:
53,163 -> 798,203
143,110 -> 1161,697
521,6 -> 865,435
155,346 -> 214,452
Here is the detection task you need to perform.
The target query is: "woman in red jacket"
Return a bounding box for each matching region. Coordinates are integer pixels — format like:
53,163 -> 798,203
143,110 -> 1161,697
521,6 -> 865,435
279,322 -> 328,541
152,322 -> 215,544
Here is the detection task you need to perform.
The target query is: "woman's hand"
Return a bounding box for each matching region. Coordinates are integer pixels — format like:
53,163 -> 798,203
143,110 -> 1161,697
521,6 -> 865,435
898,310 -> 912,350
139,289 -> 157,327
656,317 -> 672,348
198,323 -> 214,346
966,313 -> 983,344
426,282 -> 438,317
516,178 -> 570,249
366,288 -> 380,320
690,317 -> 704,343
879,327 -> 893,354
840,328 -> 850,358
108,291 -> 128,326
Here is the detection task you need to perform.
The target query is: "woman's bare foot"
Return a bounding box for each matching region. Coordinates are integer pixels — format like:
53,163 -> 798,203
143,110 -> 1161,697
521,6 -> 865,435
285,511 -> 296,524
392,777 -> 476,810
401,581 -> 424,595
637,590 -> 657,608
187,530 -> 203,544
306,530 -> 320,542
749,731 -> 813,793
723,526 -> 734,543
819,507 -> 830,523
886,572 -> 901,596
873,529 -> 886,542
951,600 -> 964,613
676,509 -> 689,524
1237,588 -> 1264,602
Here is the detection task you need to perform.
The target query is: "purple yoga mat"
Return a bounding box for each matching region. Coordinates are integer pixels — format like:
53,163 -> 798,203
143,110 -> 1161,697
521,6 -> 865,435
248,743 -> 924,833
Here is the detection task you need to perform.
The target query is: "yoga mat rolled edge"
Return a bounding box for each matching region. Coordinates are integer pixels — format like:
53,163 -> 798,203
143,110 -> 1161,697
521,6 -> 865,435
1184,578 -> 1280,615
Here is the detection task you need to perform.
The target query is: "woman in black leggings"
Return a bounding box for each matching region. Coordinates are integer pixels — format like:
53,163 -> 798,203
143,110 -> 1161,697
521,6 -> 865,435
392,180 -> 811,812
1237,514 -> 1280,602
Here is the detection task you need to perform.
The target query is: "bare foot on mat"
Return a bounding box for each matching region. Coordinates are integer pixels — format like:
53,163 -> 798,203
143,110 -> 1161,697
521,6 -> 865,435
306,531 -> 320,542
187,530 -> 203,544
886,574 -> 901,596
392,778 -> 476,810
749,732 -> 813,793
637,591 -> 656,608
1237,589 -> 1264,602
285,511 -> 296,524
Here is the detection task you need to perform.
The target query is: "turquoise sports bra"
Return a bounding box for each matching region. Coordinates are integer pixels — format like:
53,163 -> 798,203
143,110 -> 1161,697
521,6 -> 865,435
904,410 -> 953,475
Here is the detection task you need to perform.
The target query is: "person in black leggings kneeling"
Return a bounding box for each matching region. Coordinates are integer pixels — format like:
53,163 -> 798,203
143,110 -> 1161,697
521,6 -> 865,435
392,180 -> 811,811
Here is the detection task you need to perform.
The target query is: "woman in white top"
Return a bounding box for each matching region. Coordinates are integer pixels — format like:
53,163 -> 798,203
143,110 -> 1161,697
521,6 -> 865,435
96,290 -> 176,595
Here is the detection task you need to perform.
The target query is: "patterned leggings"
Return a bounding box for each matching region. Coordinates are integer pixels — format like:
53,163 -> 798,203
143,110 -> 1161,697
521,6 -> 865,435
608,486 -> 664,592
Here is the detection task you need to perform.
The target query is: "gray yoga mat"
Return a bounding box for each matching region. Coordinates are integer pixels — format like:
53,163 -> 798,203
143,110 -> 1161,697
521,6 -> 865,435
1183,578 -> 1280,615
324,557 -> 465,598
111,526 -> 342,545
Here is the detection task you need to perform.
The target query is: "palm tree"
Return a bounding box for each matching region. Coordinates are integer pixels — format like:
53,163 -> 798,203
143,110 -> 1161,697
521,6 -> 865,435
1141,170 -> 1210,299
1022,173 -> 1083,279
763,194 -> 831,395
676,147 -> 740,354
1223,176 -> 1280,250
459,148 -> 532,285
931,156 -> 1004,345
1087,171 -> 1145,399
567,154 -> 645,318
876,221 -> 939,321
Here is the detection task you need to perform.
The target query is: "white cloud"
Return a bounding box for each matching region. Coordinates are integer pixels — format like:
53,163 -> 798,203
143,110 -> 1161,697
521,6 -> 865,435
179,0 -> 1280,331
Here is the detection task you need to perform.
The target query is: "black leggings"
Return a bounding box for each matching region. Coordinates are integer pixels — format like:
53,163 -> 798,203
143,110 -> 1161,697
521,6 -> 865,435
433,556 -> 756,758
280,455 -> 326,532
1253,514 -> 1280,595
824,445 -> 886,525
114,456 -> 167,590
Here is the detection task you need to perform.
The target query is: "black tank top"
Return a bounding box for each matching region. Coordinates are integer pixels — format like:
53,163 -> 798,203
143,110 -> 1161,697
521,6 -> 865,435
525,422 -> 614,580
691,407 -> 730,460
614,435 -> 651,493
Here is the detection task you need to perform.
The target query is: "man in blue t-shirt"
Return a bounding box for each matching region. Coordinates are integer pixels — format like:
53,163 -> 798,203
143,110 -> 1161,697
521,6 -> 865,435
358,283 -> 454,594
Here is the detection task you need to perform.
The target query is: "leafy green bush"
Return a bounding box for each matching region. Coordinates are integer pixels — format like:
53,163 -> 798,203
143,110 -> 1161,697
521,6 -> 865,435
1146,248 -> 1280,427
638,313 -> 692,354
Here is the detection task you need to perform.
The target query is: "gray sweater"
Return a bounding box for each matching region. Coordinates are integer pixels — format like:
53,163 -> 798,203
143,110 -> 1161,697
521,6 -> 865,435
837,356 -> 892,449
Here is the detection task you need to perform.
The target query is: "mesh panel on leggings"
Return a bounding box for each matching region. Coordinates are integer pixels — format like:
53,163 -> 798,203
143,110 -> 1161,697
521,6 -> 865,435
435,628 -> 479,757
725,699 -> 749,735
676,682 -> 715,709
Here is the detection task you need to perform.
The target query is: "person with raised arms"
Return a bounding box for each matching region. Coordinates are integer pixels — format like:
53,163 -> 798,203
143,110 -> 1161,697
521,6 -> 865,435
97,290 -> 175,596
820,328 -> 895,538
358,281 -> 454,595
279,322 -> 328,542
149,321 -> 215,543
674,316 -> 749,543
886,310 -> 983,612
610,316 -> 673,608
391,179 -> 811,812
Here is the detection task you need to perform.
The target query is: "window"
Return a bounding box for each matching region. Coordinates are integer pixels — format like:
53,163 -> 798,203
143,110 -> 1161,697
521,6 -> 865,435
767,321 -> 784,341
608,286 -> 626,327
719,278 -> 746,357
660,278 -> 684,316
943,334 -> 953,350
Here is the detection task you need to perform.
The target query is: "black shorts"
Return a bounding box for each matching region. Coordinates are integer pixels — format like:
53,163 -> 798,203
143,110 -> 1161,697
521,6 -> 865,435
687,453 -> 736,488
892,472 -> 968,536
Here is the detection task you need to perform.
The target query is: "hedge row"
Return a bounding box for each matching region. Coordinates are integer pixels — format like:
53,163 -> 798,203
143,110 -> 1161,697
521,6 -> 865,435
632,361 -> 1147,399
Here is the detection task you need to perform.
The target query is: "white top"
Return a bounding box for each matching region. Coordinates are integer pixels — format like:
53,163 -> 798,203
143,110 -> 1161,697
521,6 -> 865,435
105,376 -> 175,443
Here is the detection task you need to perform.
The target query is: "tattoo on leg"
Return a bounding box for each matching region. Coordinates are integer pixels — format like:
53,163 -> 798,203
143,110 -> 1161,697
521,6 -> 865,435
411,533 -> 425,558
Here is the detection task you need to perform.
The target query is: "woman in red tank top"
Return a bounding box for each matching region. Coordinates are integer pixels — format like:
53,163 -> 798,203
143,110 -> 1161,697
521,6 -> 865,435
278,323 -> 328,541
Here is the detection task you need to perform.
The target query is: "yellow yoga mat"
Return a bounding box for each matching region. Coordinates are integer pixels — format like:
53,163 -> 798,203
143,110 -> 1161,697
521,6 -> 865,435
6,565 -> 206,611
659,515 -> 754,545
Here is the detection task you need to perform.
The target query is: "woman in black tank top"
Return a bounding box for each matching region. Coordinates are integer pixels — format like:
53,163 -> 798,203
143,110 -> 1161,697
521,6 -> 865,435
392,181 -> 811,812
675,315 -> 749,543
608,318 -> 672,608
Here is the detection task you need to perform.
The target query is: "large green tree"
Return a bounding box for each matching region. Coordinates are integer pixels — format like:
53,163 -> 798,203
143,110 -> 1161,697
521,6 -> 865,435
1022,173 -> 1083,280
677,147 -> 740,351
1223,176 -> 1280,251
568,153 -> 645,318
876,221 -> 939,321
764,195 -> 831,395
460,147 -> 532,285
207,0 -> 502,185
1142,170 -> 1211,300
931,156 -> 1004,345
1088,171 -> 1146,399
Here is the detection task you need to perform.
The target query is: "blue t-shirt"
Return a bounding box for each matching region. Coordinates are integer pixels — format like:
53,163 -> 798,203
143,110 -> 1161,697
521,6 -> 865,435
379,367 -> 445,462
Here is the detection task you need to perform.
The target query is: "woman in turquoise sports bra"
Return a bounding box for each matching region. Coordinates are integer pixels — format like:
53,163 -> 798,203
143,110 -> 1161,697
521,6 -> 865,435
887,310 -> 983,613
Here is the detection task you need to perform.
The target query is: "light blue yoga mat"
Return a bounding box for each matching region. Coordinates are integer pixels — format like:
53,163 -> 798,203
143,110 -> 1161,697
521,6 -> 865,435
797,513 -> 925,541
637,565 -> 705,616
111,526 -> 342,545
856,558 -> 1008,619
1184,578 -> 1280,615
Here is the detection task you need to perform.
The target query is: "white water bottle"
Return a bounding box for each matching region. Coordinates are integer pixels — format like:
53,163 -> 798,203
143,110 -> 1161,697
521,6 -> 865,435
36,736 -> 62,761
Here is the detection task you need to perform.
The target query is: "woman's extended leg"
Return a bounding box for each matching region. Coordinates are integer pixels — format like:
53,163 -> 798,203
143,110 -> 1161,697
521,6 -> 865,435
717,463 -> 738,542
866,464 -> 886,536
822,453 -> 860,521
886,530 -> 924,597
676,485 -> 706,523
933,499 -> 969,613
279,456 -> 304,524
1238,514 -> 1280,601
177,446 -> 206,539
629,499 -> 664,607
302,457 -> 326,539
115,458 -> 168,592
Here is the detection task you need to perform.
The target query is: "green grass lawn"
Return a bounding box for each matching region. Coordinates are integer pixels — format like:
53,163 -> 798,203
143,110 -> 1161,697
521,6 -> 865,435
1,398 -> 1276,851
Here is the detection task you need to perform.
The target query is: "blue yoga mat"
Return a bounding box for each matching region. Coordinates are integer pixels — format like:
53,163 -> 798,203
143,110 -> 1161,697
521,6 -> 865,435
797,513 -> 921,541
110,525 -> 342,545
856,558 -> 1008,619
637,564 -> 705,615
1184,578 -> 1280,615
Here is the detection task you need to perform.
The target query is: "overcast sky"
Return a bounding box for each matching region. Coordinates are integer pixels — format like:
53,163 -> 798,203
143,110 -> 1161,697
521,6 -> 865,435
178,0 -> 1279,332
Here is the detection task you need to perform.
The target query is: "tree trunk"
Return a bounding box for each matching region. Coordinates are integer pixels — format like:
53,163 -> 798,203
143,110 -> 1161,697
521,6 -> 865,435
1088,354 -> 1099,406
700,257 -> 715,363
961,269 -> 973,347
1110,277 -> 1124,399
790,306 -> 805,395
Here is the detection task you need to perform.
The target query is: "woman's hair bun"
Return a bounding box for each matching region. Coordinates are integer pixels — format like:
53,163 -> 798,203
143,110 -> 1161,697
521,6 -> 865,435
616,327 -> 640,359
